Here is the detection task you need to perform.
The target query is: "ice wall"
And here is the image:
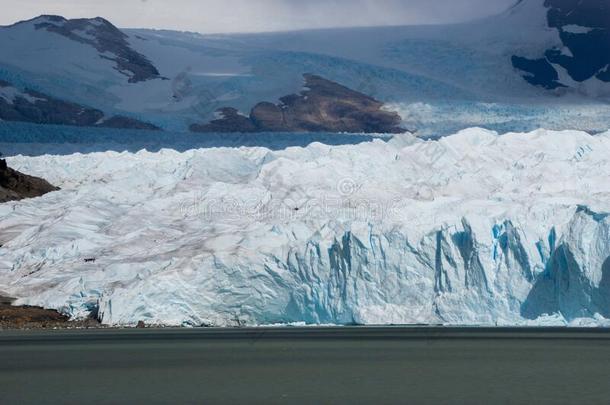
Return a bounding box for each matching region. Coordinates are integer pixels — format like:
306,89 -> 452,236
1,128 -> 609,326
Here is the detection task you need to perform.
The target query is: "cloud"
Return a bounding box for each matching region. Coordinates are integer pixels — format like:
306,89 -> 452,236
0,0 -> 517,33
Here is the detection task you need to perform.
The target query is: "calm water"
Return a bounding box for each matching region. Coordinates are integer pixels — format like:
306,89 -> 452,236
1,327 -> 609,404
0,121 -> 391,157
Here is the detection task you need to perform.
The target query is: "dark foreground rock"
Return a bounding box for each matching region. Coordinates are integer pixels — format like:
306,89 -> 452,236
191,74 -> 405,134
0,159 -> 60,203
0,296 -> 101,330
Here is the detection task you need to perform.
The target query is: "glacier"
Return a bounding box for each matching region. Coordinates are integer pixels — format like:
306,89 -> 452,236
3,0 -> 610,137
1,128 -> 610,327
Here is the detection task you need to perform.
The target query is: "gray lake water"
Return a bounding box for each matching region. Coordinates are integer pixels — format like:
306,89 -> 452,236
1,327 -> 609,404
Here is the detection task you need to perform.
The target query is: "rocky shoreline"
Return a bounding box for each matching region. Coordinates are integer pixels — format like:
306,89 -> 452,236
191,74 -> 405,134
0,296 -> 101,330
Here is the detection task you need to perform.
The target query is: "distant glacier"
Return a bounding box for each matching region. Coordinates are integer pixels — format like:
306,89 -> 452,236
2,0 -> 610,137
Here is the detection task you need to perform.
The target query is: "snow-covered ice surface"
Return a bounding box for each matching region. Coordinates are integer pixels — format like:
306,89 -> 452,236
1,128 -> 610,327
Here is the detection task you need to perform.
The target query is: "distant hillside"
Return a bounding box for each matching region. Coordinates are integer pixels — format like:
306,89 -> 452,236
0,1 -> 609,136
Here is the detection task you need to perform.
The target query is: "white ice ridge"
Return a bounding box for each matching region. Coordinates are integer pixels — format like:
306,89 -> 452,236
1,128 -> 610,327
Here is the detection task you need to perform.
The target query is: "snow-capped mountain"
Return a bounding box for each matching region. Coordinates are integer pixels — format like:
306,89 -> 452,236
0,0 -> 609,136
25,15 -> 161,83
512,0 -> 610,91
1,128 -> 609,326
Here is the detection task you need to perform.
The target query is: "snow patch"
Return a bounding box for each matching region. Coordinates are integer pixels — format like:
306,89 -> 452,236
561,25 -> 594,35
0,85 -> 42,104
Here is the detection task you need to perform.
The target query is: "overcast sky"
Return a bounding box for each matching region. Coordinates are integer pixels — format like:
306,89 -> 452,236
0,0 -> 517,33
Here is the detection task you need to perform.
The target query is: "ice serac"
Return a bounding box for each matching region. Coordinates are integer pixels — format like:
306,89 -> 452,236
0,128 -> 609,326
522,206 -> 610,320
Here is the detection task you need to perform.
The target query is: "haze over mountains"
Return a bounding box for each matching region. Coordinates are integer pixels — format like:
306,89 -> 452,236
0,0 -> 608,136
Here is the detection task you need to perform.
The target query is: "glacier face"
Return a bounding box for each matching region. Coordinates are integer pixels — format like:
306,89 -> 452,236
1,128 -> 610,326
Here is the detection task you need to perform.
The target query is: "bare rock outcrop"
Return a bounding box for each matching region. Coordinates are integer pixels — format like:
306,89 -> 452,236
0,80 -> 160,130
191,74 -> 405,134
0,159 -> 59,203
190,107 -> 257,133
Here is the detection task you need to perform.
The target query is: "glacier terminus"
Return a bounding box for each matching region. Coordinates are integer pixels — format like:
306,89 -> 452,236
1,128 -> 609,327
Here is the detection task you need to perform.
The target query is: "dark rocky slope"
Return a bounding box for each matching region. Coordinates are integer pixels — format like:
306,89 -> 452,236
30,15 -> 161,83
191,74 -> 405,134
0,159 -> 59,203
0,80 -> 159,130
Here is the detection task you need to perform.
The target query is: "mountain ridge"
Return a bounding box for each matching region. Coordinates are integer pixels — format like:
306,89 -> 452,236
0,1 -> 608,136
7,15 -> 162,84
